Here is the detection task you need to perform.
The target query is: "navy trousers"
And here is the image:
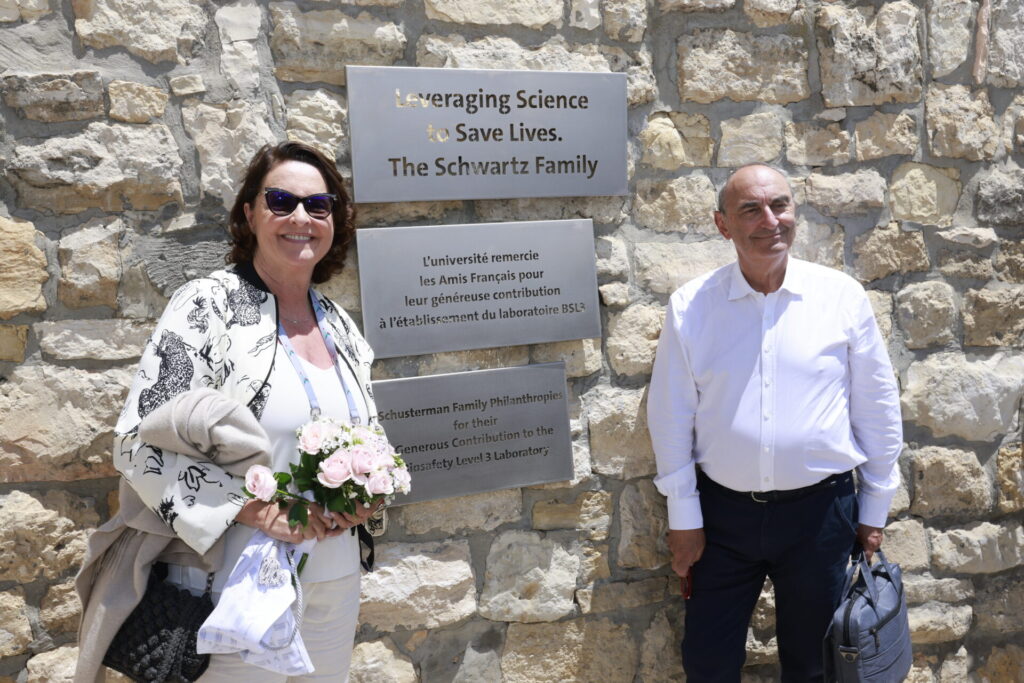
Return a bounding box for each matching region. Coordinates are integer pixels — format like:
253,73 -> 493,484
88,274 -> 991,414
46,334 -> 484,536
681,471 -> 858,682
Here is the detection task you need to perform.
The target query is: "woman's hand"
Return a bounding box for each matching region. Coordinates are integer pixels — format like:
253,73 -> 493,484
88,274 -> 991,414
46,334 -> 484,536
333,498 -> 385,531
235,500 -> 349,543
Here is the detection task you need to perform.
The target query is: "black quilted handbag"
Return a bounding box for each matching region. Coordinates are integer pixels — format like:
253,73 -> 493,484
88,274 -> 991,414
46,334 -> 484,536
102,563 -> 213,683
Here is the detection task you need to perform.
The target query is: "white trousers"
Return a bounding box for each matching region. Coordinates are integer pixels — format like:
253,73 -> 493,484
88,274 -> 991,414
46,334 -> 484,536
196,571 -> 361,683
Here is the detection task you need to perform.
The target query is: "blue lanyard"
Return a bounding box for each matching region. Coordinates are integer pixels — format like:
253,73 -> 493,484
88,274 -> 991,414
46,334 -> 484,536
276,291 -> 362,424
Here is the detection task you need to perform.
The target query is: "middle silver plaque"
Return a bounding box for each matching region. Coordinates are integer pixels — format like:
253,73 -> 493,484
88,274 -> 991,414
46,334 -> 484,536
357,219 -> 600,358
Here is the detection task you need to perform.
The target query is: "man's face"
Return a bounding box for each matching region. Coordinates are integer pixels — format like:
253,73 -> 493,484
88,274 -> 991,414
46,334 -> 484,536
714,166 -> 796,269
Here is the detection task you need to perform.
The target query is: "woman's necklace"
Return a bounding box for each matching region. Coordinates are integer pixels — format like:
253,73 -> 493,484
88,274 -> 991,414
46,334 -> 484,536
280,309 -> 314,326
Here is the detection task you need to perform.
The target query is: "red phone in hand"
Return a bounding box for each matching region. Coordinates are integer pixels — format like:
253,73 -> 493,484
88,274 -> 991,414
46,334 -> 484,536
681,573 -> 694,600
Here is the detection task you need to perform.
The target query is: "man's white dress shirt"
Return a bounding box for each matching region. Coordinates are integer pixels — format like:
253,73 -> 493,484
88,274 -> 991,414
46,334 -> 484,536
648,258 -> 902,531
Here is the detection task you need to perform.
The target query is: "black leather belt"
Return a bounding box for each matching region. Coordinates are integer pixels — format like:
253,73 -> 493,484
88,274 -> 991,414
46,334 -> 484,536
698,470 -> 852,504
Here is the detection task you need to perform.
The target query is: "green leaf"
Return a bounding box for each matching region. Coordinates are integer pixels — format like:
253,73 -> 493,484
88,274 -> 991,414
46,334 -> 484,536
326,495 -> 354,515
288,502 -> 309,528
274,472 -> 292,486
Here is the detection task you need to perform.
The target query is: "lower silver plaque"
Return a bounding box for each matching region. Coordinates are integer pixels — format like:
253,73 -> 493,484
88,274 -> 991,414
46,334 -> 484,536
373,363 -> 573,505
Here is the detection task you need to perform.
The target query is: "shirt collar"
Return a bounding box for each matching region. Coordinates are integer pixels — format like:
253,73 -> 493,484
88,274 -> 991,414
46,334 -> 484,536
726,256 -> 805,300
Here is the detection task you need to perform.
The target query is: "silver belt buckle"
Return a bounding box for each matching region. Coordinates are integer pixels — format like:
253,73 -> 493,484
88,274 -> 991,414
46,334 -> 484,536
750,491 -> 769,503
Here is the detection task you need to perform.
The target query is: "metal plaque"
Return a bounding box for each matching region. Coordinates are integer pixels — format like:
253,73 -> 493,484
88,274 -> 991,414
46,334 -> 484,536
374,363 -> 573,506
358,219 -> 600,358
346,65 -> 627,203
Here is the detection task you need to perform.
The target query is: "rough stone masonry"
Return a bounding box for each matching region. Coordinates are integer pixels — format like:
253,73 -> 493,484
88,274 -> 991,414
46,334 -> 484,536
0,0 -> 1022,680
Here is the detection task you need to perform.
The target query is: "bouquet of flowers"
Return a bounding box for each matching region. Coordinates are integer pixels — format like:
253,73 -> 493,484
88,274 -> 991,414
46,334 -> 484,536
243,418 -> 411,530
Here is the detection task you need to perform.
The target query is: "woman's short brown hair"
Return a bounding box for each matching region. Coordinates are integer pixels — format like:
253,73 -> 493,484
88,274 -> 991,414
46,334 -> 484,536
226,141 -> 356,284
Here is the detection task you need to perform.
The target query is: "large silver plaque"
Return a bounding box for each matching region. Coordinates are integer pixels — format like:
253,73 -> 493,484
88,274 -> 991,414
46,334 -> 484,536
358,219 -> 601,358
346,65 -> 627,203
374,363 -> 573,506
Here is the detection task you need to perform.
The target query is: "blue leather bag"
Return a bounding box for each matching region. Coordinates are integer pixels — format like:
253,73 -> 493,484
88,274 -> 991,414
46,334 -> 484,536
824,550 -> 912,682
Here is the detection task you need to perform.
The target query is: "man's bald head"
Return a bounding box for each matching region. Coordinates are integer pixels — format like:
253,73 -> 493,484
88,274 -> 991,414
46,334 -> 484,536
717,164 -> 795,215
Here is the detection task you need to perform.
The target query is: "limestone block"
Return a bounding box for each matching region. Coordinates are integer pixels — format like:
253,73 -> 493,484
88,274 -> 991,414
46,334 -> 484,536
883,519 -> 930,571
182,100 -> 276,209
58,218 -> 122,309
168,74 -> 205,96
987,0 -> 1024,87
976,167 -> 1024,226
416,35 -> 655,107
668,112 -> 714,167
603,0 -> 646,42
533,490 -> 612,540
997,444 -> 1024,514
570,0 -> 601,28
317,251 -> 360,314
937,249 -> 994,281
0,0 -> 50,22
634,241 -> 736,295
359,540 -> 476,631
928,0 -> 973,76
746,629 -> 779,665
903,575 -> 973,605
855,111 -> 917,161
425,0 -> 562,28
792,216 -> 844,269
579,577 -> 666,614
393,489 -> 521,535
817,2 -> 923,107
586,384 -> 656,479
677,30 -> 809,104
909,603 -> 973,644
606,303 -> 664,376
0,325 -> 28,362
350,640 -> 416,683
930,521 -> 1024,574
452,641 -> 503,683
964,286 -> 1024,346
116,263 -> 168,321
107,80 -> 168,123
639,609 -> 685,682
745,0 -> 799,26
997,241 -> 1024,282
0,491 -> 95,582
0,216 -> 47,319
576,542 -> 610,583
618,479 -> 669,570
853,222 -> 929,282
866,290 -> 894,344
599,282 -> 632,308
785,122 -> 851,167
215,1 -> 262,95
270,3 -> 406,85
357,201 -> 463,227
476,195 -> 625,225
974,574 -> 1024,636
718,112 -> 784,167
501,618 -> 639,683
8,122 -> 183,213
478,530 -> 579,623
418,346 -> 530,375
0,590 -> 31,656
662,0 -> 735,11
910,446 -> 993,517
0,365 -> 131,483
1008,94 -> 1024,156
926,85 -> 998,161
901,352 -> 1024,441
890,163 -> 960,226
285,89 -> 347,161
531,338 -> 602,378
805,169 -> 886,216
0,71 -> 103,122
34,319 -> 153,360
978,645 -> 1024,683
638,115 -> 688,170
596,235 -> 628,280
72,0 -> 207,63
634,175 -> 718,235
40,580 -> 81,635
938,226 -> 998,249
896,281 -> 956,348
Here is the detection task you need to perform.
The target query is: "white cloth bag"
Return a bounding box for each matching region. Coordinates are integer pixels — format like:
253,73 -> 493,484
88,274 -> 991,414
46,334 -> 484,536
197,531 -> 315,675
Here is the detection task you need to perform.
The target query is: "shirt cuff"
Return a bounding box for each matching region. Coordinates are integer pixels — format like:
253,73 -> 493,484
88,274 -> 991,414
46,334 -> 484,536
666,495 -> 704,530
857,488 -> 895,529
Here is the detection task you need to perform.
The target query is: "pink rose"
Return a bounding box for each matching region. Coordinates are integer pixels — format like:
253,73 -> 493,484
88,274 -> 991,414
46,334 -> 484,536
348,445 -> 378,479
365,470 -> 394,496
298,421 -> 328,454
317,452 -> 354,488
245,465 -> 277,502
392,467 -> 412,495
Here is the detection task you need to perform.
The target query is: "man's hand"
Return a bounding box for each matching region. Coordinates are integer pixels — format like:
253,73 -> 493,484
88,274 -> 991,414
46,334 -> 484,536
856,524 -> 883,563
667,528 -> 705,579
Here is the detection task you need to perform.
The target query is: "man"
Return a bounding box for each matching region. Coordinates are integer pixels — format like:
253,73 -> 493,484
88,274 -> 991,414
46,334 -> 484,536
647,164 -> 902,682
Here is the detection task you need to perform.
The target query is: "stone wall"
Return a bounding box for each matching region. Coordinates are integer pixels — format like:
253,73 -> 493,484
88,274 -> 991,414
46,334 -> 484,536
0,0 -> 1022,680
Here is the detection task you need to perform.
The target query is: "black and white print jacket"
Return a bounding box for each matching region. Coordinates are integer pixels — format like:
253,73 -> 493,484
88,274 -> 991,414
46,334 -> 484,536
113,261 -> 378,555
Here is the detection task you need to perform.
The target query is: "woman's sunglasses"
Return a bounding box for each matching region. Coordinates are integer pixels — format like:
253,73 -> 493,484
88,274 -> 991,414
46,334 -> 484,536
263,188 -> 336,219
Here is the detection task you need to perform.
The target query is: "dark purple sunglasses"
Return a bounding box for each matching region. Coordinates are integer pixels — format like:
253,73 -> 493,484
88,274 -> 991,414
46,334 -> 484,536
263,187 -> 336,219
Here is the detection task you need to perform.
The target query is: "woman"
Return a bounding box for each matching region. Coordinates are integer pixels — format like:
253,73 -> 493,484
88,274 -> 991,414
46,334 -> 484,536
76,141 -> 379,682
